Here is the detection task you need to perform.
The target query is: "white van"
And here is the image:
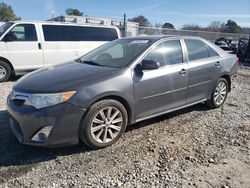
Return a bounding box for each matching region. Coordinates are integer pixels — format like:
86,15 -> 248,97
0,21 -> 121,82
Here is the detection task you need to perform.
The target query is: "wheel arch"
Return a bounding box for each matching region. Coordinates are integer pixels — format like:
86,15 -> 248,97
220,74 -> 231,91
0,56 -> 15,74
90,95 -> 134,125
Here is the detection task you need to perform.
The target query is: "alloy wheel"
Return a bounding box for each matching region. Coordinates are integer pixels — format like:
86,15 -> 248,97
90,107 -> 123,143
214,81 -> 227,106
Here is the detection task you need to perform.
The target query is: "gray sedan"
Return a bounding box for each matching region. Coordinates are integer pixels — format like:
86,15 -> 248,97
7,35 -> 239,149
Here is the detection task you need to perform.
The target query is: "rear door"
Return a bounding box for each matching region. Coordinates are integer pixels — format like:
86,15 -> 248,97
4,23 -> 44,70
134,39 -> 189,119
184,39 -> 221,104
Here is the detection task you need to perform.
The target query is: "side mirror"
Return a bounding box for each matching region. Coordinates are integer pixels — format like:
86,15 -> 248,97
140,59 -> 160,70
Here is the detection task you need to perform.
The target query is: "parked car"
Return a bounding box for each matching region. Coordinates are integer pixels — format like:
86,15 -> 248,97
214,37 -> 238,54
215,40 -> 231,51
0,21 -> 121,82
7,36 -> 239,149
237,37 -> 250,61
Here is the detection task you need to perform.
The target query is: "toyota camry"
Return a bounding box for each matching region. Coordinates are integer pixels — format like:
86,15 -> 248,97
7,36 -> 239,149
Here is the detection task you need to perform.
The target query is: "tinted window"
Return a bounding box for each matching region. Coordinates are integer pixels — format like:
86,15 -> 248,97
144,40 -> 183,67
185,39 -> 210,61
42,25 -> 118,41
6,24 -> 37,41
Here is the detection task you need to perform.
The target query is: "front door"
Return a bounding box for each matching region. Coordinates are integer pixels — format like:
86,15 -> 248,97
134,39 -> 189,120
4,24 -> 43,70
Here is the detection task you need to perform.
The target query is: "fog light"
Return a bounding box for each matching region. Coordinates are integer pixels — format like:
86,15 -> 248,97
31,125 -> 53,142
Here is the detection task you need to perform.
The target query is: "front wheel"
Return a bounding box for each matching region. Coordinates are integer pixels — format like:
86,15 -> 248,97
79,99 -> 128,149
0,61 -> 12,82
206,78 -> 229,108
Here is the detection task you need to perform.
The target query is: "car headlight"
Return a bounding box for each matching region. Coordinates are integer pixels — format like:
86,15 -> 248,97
24,91 -> 76,109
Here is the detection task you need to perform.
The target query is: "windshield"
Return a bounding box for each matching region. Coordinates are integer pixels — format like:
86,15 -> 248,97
0,22 -> 14,38
79,38 -> 154,68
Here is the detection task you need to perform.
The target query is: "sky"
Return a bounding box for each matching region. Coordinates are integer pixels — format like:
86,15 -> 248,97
2,0 -> 250,28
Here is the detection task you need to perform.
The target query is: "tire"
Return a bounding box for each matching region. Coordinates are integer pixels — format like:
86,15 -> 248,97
0,60 -> 12,82
206,78 -> 229,109
79,99 -> 128,149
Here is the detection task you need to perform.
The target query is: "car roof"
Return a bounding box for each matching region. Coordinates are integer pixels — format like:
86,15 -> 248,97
122,35 -> 207,42
123,35 -> 176,41
8,20 -> 119,29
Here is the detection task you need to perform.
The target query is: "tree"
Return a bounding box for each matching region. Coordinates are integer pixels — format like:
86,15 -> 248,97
0,3 -> 21,22
162,22 -> 175,29
66,8 -> 84,16
128,15 -> 151,27
208,21 -> 222,32
219,22 -> 227,33
225,20 -> 241,33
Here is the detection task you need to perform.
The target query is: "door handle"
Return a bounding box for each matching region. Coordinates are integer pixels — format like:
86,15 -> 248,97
215,61 -> 220,67
179,69 -> 187,75
38,43 -> 42,50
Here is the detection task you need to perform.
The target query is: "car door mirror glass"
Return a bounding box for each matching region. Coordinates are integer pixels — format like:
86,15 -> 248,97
141,59 -> 160,70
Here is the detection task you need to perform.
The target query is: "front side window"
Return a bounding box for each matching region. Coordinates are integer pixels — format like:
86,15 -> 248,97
5,24 -> 37,41
143,40 -> 183,67
184,39 -> 210,61
79,39 -> 153,68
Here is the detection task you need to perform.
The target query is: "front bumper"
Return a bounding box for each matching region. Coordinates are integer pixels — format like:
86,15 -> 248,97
7,96 -> 86,148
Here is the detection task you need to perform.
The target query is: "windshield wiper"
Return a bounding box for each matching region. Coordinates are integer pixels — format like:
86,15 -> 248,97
78,60 -> 103,67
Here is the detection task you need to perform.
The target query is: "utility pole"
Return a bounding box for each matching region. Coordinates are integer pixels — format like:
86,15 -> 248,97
123,13 -> 127,37
51,11 -> 55,18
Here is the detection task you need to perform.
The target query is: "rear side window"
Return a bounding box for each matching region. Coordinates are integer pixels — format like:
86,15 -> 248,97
144,40 -> 183,67
5,24 -> 37,41
185,39 -> 210,61
42,25 -> 118,42
207,46 -> 219,57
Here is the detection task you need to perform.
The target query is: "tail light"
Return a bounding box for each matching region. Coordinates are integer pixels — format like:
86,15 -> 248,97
236,57 -> 240,65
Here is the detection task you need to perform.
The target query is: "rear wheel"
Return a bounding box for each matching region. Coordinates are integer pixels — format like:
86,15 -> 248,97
79,99 -> 128,149
206,78 -> 229,108
0,60 -> 12,82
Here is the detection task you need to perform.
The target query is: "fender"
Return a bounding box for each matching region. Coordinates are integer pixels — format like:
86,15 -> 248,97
69,90 -> 136,124
0,56 -> 14,72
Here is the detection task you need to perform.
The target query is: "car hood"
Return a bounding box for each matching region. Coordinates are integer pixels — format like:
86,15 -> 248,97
14,62 -> 118,93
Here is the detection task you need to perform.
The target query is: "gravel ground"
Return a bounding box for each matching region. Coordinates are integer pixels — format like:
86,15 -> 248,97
0,66 -> 249,188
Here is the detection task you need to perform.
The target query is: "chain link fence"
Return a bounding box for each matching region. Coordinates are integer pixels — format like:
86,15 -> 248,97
126,25 -> 249,41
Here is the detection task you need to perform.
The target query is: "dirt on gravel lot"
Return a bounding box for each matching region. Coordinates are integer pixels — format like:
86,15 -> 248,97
0,66 -> 249,188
